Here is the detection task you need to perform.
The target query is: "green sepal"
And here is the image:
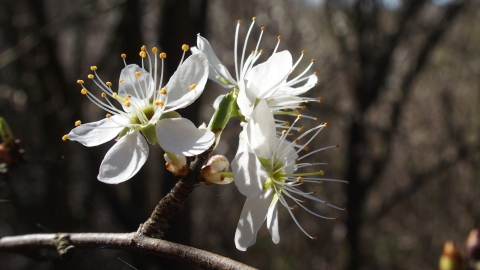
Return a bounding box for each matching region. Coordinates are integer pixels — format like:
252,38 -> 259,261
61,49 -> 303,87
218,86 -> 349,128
141,124 -> 157,144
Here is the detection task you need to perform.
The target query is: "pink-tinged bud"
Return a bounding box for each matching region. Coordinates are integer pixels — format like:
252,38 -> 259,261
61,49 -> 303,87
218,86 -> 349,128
439,240 -> 464,270
466,229 -> 480,261
164,153 -> 188,177
200,155 -> 233,185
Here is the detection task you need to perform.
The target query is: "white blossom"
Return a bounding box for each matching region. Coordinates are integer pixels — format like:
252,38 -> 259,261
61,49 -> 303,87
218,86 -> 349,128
64,46 -> 214,184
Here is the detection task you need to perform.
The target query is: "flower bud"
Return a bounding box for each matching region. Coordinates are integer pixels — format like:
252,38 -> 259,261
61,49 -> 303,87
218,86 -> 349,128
164,153 -> 188,177
439,240 -> 464,270
201,155 -> 233,185
466,229 -> 480,261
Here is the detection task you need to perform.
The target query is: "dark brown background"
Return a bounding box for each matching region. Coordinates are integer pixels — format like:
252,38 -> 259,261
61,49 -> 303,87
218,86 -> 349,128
0,0 -> 479,269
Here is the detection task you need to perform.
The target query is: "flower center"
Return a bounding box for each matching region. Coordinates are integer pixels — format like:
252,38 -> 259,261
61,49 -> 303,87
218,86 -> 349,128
129,105 -> 155,125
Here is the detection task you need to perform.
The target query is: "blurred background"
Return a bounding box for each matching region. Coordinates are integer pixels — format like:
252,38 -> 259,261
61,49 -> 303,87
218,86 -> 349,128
0,0 -> 479,269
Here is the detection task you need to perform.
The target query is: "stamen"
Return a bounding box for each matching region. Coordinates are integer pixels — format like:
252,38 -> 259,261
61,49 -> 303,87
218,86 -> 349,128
90,66 -> 97,71
189,84 -> 197,90
101,93 -> 106,98
141,45 -> 147,51
135,71 -> 141,77
152,47 -> 158,53
62,135 -> 69,141
160,88 -> 167,95
106,113 -> 111,118
123,99 -> 131,107
87,74 -> 94,79
159,52 -> 167,59
154,100 -> 164,106
139,51 -> 146,58
81,89 -> 88,95
106,82 -> 112,87
121,54 -> 126,59
77,80 -> 84,85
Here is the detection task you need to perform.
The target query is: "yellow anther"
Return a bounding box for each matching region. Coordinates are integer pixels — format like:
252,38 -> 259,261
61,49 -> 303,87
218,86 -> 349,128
319,181 -> 324,184
119,78 -> 124,83
75,120 -> 81,126
141,45 -> 147,51
304,146 -> 309,151
135,71 -> 141,77
101,93 -> 106,98
152,47 -> 158,53
182,44 -> 189,51
294,139 -> 300,143
154,100 -> 164,106
121,53 -> 127,59
318,97 -> 322,103
81,89 -> 88,95
139,51 -> 147,58
77,80 -> 85,85
127,94 -> 132,98
284,121 -> 290,126
312,190 -> 317,194
160,87 -> 167,94
311,59 -> 315,63
282,130 -> 287,135
160,52 -> 167,59
87,74 -> 94,79
252,17 -> 256,21
298,114 -> 303,119
302,50 -> 306,54
297,177 -> 302,182
112,93 -> 118,98
335,216 -> 339,220
261,27 -> 265,31
123,99 -> 131,107
312,237 -> 317,240
278,35 -> 281,40
259,49 -> 263,54
314,117 -> 318,121
336,144 -> 340,148
322,122 -> 328,127
62,135 -> 69,141
319,170 -> 324,175
106,81 -> 112,87
301,106 -> 306,110
106,113 -> 111,118
314,71 -> 318,75
189,83 -> 197,90
294,158 -> 299,163
90,66 -> 97,71
293,205 -> 298,210
237,20 -> 241,23
305,100 -> 310,104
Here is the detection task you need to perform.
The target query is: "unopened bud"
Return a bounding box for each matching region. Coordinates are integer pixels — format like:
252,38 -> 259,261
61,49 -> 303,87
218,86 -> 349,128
164,153 -> 188,177
200,155 -> 233,185
466,229 -> 480,260
439,240 -> 464,270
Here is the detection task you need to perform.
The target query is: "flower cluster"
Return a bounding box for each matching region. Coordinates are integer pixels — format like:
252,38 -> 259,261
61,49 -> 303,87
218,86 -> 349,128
64,17 -> 344,251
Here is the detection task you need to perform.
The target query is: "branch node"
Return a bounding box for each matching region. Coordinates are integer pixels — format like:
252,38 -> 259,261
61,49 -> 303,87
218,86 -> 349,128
53,234 -> 75,259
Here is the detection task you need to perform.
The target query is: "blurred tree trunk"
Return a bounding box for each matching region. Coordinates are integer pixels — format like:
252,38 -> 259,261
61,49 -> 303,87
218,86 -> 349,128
325,0 -> 467,268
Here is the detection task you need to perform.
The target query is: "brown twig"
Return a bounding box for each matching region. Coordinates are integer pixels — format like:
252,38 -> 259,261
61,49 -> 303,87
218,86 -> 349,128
138,145 -> 213,238
0,232 -> 256,270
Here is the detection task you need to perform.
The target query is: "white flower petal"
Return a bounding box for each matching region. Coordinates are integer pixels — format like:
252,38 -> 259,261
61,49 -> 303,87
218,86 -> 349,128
98,130 -> 149,184
245,51 -> 292,99
163,53 -> 209,109
237,80 -> 257,119
266,194 -> 280,244
118,64 -> 154,100
156,118 -> 214,156
193,35 -> 236,87
68,115 -> 129,147
235,190 -> 274,251
245,99 -> 277,160
232,138 -> 268,197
